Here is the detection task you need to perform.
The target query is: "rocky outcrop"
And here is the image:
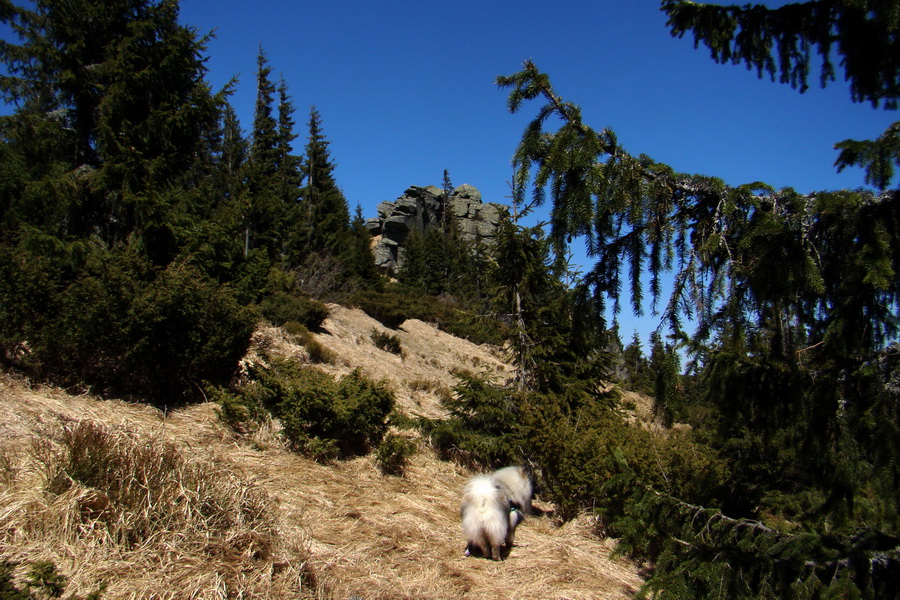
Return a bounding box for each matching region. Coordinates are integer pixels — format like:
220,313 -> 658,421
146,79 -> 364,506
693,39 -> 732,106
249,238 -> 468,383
366,184 -> 507,273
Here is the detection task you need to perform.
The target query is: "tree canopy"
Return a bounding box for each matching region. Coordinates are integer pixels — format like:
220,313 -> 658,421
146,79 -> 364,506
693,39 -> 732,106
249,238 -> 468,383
495,1 -> 900,597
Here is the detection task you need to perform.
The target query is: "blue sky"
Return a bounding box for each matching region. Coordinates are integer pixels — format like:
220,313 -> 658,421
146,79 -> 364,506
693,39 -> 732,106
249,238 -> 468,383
5,1 -> 897,346
176,1 -> 894,344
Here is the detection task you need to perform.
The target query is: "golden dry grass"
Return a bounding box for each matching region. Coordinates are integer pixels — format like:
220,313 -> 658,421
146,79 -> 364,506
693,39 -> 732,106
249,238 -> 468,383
0,376 -> 315,600
309,304 -> 513,419
0,305 -> 644,599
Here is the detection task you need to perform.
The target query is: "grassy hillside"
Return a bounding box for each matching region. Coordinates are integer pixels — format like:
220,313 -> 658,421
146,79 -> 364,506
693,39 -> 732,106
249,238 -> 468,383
0,306 -> 644,600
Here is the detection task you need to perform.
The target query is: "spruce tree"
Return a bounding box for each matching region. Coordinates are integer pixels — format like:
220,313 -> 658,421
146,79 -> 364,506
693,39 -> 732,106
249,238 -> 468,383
496,3 -> 900,595
398,230 -> 427,288
220,103 -> 249,200
345,204 -> 380,288
300,106 -> 351,257
187,100 -> 248,282
276,77 -> 302,209
274,76 -> 307,270
1,0 -> 220,263
245,46 -> 282,258
662,0 -> 900,190
622,331 -> 651,393
649,331 -> 681,427
0,0 -> 254,402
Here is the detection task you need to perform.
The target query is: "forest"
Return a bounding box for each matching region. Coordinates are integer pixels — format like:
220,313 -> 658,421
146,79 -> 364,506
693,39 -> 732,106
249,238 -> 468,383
1,1 -> 898,599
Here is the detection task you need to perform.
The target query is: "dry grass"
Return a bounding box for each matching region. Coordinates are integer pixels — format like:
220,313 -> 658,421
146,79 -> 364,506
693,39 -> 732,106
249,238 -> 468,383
0,304 -> 645,599
219,431 -> 643,600
0,374 -> 314,600
305,305 -> 514,419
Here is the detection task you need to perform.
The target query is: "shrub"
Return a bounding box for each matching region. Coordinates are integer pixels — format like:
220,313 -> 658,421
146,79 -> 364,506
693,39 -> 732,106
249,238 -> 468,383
371,329 -> 402,355
376,433 -> 417,476
244,361 -> 394,460
6,250 -> 255,405
348,284 -> 506,345
122,262 -> 256,404
209,385 -> 270,434
521,392 -> 727,522
258,291 -> 329,330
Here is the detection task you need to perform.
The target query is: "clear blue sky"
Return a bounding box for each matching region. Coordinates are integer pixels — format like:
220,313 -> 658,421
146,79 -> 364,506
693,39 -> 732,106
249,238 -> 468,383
176,0 -> 894,345
5,1 -> 897,347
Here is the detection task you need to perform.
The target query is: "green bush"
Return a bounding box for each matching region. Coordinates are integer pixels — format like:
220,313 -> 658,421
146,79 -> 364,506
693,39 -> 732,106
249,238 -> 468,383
209,385 -> 270,434
258,291 -> 329,330
241,360 -> 394,460
376,433 -> 417,476
122,263 -> 256,404
1,249 -> 255,405
348,284 -> 506,345
521,392 -> 727,522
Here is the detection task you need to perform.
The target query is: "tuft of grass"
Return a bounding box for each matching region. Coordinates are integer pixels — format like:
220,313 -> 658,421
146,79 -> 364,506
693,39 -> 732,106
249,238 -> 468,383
283,321 -> 336,364
0,418 -> 316,598
31,420 -> 273,549
371,329 -> 402,355
0,447 -> 17,487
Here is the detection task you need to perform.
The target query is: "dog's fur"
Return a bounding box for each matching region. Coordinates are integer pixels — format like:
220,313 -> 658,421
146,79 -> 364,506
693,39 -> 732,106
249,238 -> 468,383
492,465 -> 534,516
460,475 -> 514,560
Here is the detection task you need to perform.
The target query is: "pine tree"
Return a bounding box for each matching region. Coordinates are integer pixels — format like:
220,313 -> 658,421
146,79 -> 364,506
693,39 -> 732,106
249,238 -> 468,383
300,106 -> 351,257
245,46 -> 282,258
497,4 -> 900,595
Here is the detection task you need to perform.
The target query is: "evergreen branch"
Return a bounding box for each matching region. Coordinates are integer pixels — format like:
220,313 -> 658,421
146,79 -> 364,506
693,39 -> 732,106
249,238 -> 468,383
835,120 -> 900,190
662,0 -> 900,109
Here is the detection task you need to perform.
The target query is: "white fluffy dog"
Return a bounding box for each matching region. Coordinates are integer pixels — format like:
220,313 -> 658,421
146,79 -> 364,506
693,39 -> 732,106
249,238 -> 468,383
460,475 -> 515,560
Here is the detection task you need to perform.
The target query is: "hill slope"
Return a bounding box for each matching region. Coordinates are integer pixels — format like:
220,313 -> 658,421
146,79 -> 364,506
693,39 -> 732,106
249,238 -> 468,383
0,305 -> 644,599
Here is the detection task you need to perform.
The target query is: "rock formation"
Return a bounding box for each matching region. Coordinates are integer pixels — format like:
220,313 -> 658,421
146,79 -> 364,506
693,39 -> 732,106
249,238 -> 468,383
366,184 -> 507,273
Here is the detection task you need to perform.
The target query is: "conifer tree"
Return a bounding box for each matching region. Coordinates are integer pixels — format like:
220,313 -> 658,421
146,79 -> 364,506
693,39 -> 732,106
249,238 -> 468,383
300,106 -> 351,257
220,103 -> 249,200
188,100 -> 248,282
276,77 -> 302,208
1,0 -> 220,264
649,331 -> 681,427
398,230 -> 426,288
497,3 -> 900,595
245,46 -> 282,258
0,0 -> 254,403
345,204 -> 381,288
622,331 -> 651,393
